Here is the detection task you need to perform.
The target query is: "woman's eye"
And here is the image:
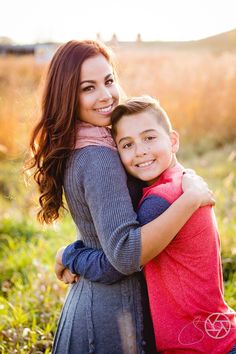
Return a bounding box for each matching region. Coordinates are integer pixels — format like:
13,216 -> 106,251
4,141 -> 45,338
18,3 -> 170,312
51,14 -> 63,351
82,86 -> 94,92
105,78 -> 114,85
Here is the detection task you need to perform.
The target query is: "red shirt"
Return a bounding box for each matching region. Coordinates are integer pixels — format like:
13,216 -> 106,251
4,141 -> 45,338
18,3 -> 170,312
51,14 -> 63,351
139,163 -> 236,353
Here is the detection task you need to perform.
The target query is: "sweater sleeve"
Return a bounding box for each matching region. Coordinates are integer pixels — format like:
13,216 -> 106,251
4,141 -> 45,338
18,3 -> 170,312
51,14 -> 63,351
62,240 -> 125,284
137,195 -> 171,225
61,193 -> 170,284
77,147 -> 142,275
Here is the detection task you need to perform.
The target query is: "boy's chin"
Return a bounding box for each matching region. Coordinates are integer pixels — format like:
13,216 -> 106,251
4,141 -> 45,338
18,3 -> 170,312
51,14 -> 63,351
131,174 -> 152,184
131,173 -> 158,185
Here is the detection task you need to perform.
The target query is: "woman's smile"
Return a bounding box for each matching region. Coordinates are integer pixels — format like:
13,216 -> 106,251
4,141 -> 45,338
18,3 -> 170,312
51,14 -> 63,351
79,55 -> 119,126
94,103 -> 114,115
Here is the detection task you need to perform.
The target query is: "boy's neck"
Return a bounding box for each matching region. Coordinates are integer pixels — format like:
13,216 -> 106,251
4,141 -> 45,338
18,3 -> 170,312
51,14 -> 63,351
146,155 -> 178,186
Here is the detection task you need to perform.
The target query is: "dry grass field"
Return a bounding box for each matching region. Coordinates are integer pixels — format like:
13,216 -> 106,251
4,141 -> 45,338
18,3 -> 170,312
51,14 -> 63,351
116,47 -> 236,147
0,47 -> 236,353
0,47 -> 236,155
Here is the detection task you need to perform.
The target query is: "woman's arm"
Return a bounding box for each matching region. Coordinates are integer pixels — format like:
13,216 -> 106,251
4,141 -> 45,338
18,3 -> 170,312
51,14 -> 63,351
57,179 -> 212,284
70,148 -> 213,274
56,196 -> 170,284
140,174 -> 214,264
140,192 -> 206,264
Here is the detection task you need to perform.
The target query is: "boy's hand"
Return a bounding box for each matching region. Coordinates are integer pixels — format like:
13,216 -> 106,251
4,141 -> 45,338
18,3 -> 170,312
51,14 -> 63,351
55,246 -> 66,266
54,246 -> 79,284
60,268 -> 79,284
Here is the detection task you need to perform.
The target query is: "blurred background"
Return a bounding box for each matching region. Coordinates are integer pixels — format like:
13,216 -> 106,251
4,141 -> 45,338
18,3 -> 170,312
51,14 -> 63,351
0,0 -> 236,352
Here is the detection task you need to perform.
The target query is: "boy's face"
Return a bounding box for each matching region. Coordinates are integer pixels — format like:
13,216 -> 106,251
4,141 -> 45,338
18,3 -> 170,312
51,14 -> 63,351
115,111 -> 179,185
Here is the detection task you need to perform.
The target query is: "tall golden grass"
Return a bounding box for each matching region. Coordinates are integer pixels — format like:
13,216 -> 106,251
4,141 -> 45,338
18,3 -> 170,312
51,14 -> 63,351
0,56 -> 45,156
0,48 -> 236,155
116,48 -> 236,146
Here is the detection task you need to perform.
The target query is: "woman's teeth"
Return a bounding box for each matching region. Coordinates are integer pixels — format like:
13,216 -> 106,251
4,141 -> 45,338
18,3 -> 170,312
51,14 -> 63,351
96,104 -> 113,113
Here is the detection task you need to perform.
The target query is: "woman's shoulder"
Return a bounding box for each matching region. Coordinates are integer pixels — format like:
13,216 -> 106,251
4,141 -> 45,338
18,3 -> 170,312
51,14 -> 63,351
66,146 -> 124,176
72,145 -> 117,158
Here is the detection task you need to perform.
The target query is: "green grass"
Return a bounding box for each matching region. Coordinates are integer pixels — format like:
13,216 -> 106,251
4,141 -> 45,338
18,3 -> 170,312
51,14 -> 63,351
0,142 -> 236,353
0,216 -> 75,353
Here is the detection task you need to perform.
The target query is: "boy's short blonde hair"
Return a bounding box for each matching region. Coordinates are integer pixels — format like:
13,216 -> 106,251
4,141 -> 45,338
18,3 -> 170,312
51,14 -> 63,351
111,95 -> 172,137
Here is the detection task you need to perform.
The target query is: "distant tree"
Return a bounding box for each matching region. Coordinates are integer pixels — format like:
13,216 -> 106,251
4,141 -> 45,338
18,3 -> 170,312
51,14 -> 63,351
0,36 -> 13,45
136,33 -> 142,43
111,33 -> 118,45
96,33 -> 102,42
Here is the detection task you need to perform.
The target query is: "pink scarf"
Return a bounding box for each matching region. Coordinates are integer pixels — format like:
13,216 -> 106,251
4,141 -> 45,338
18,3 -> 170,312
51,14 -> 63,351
74,121 -> 117,151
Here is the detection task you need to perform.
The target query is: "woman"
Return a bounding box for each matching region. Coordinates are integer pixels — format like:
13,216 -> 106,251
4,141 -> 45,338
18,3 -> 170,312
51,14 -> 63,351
28,40 -> 214,353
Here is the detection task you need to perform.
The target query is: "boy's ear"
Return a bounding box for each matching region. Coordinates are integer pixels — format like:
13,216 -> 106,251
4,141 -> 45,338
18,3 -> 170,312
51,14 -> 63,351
170,130 -> 179,153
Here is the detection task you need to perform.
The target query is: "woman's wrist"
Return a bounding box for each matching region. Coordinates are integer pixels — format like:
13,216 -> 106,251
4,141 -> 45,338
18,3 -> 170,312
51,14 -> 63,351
182,189 -> 201,210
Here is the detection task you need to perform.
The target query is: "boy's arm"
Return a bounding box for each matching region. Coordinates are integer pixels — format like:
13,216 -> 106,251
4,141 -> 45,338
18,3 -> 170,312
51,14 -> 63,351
137,195 -> 171,225
60,195 -> 170,285
61,240 -> 126,284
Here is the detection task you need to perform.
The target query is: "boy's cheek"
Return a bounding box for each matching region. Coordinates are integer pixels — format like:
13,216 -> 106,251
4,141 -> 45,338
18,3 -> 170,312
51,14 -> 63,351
122,160 -> 138,178
119,153 -> 130,170
118,149 -> 137,176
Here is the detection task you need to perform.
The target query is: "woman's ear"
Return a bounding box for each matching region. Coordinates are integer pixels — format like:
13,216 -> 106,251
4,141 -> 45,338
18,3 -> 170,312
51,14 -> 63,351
170,130 -> 179,154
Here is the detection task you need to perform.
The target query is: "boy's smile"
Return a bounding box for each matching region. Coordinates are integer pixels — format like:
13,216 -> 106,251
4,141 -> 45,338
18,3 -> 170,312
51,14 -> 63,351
115,111 -> 179,185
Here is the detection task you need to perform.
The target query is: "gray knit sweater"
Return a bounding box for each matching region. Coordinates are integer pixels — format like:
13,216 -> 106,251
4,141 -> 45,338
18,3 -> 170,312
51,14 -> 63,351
52,146 -> 151,354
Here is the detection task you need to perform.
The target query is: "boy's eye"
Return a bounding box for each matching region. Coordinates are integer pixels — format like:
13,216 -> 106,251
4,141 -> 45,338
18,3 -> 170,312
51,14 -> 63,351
145,136 -> 156,142
122,142 -> 133,149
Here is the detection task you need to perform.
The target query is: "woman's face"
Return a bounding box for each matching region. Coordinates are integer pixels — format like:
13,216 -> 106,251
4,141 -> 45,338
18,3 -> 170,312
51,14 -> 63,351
78,54 -> 119,126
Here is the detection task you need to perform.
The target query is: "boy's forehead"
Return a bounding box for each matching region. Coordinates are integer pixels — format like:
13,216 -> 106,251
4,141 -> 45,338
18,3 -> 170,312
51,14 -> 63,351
115,111 -> 168,142
116,111 -> 165,133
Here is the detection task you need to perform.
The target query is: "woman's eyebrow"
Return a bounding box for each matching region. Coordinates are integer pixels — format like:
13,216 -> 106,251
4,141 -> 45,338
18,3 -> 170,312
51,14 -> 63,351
80,73 -> 113,86
80,79 -> 95,85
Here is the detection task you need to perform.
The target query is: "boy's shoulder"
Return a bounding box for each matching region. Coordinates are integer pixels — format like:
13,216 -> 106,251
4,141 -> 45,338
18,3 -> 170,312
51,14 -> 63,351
142,164 -> 184,205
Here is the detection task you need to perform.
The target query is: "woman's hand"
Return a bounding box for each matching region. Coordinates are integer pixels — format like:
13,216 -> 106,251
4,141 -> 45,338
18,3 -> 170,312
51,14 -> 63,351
55,247 -> 79,284
182,170 -> 215,208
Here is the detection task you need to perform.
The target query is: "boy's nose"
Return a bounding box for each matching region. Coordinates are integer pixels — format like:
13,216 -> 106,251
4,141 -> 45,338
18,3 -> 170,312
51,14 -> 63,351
135,144 -> 148,157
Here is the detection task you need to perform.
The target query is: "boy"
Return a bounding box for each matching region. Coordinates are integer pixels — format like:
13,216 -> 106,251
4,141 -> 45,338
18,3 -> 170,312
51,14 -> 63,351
56,96 -> 236,353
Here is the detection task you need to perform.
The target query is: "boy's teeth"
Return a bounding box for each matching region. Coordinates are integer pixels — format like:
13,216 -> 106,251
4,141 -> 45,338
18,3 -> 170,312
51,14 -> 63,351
138,161 -> 153,167
97,104 -> 112,112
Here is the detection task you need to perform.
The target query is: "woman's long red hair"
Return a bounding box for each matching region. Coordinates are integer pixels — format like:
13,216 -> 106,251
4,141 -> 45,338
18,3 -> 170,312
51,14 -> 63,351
27,40 -> 113,224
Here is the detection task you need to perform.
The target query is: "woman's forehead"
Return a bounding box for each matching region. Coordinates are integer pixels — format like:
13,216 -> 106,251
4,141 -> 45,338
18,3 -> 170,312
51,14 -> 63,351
80,54 -> 112,81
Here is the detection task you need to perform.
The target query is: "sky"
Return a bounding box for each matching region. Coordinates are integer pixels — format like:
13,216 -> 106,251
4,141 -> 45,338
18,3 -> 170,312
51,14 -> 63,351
1,0 -> 236,44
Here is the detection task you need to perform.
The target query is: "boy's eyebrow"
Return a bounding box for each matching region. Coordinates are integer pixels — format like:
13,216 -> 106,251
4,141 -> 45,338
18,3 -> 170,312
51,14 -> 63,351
118,129 -> 157,145
80,73 -> 112,85
117,136 -> 132,145
142,129 -> 158,134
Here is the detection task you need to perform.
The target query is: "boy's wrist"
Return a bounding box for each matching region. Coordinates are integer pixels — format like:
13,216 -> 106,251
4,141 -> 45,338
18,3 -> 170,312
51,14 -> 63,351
56,247 -> 66,265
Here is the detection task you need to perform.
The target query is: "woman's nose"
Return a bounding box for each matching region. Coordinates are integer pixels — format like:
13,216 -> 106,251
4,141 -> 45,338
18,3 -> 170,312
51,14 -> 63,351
98,86 -> 112,101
